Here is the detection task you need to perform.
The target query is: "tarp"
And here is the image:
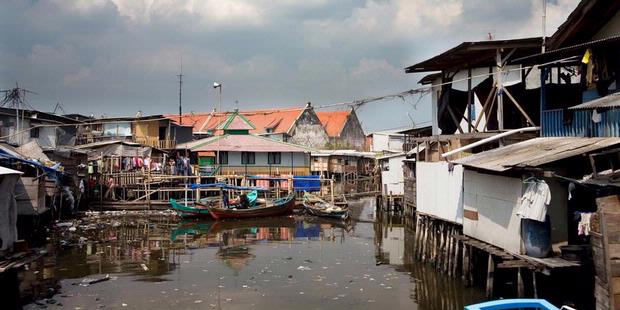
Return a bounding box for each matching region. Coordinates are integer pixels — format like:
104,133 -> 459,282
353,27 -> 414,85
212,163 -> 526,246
293,175 -> 321,192
16,140 -> 50,163
0,146 -> 62,177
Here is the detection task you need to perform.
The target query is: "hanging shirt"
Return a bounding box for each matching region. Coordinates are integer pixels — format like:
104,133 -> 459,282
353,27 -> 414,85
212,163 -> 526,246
517,180 -> 551,222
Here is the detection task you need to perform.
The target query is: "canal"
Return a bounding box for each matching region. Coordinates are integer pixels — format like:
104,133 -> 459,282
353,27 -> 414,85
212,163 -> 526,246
22,198 -> 485,309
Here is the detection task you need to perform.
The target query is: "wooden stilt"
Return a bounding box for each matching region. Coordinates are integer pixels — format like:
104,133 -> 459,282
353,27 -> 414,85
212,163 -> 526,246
462,242 -> 469,285
517,267 -> 524,298
532,269 -> 538,298
486,253 -> 495,299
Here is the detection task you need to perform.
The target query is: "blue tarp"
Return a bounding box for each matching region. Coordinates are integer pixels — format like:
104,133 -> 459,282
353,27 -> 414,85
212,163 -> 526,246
0,148 -> 62,178
293,175 -> 321,192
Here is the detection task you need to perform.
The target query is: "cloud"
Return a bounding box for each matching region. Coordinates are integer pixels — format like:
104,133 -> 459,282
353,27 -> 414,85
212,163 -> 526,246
1,0 -> 581,131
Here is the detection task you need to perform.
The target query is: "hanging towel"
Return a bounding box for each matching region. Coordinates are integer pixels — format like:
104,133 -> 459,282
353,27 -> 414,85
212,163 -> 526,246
517,180 -> 551,222
578,212 -> 593,236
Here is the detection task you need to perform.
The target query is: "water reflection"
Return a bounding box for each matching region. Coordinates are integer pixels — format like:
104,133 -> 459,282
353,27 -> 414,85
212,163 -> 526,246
21,199 -> 485,310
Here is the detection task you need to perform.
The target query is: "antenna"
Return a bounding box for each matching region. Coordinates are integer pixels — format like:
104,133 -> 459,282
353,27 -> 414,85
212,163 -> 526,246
178,57 -> 183,123
1,83 -> 37,144
53,102 -> 67,115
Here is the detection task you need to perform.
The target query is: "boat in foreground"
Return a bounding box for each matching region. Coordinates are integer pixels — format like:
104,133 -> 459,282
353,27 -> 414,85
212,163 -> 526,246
204,193 -> 296,220
302,192 -> 350,220
465,298 -> 565,310
170,188 -> 260,218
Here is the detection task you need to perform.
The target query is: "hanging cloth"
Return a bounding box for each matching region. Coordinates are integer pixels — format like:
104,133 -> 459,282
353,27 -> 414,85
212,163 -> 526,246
517,179 -> 551,222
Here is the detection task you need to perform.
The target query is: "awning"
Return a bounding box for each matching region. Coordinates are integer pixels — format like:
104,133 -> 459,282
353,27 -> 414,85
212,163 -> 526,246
454,137 -> 620,172
197,151 -> 216,157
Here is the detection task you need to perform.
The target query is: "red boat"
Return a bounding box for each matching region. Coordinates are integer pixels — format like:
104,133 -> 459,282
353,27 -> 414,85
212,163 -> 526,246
203,194 -> 296,220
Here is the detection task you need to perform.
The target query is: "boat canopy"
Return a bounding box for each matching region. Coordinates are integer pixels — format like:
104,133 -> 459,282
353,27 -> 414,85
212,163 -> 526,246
189,183 -> 269,191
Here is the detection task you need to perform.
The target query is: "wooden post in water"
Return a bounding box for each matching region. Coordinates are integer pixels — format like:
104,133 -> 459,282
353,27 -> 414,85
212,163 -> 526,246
462,243 -> 469,286
330,178 -> 335,205
517,267 -> 524,298
486,253 -> 495,299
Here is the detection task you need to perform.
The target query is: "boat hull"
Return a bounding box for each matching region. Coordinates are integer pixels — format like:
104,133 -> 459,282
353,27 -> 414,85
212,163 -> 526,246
170,199 -> 211,218
204,195 -> 295,220
303,203 -> 349,220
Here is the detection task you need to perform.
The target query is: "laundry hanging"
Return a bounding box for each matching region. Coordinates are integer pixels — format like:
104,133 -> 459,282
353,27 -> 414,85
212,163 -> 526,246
517,179 -> 551,222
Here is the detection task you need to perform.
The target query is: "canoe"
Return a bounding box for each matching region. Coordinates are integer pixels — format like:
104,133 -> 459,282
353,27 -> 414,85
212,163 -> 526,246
465,299 -> 560,310
302,192 -> 350,220
204,194 -> 296,220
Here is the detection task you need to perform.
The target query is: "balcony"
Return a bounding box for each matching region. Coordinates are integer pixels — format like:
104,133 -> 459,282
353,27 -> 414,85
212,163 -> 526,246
134,137 -> 176,149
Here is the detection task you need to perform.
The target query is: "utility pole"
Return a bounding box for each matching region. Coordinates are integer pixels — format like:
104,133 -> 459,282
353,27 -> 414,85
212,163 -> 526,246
178,59 -> 183,124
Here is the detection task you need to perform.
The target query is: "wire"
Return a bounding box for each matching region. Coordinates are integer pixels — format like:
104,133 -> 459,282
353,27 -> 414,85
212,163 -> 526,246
315,55 -> 580,110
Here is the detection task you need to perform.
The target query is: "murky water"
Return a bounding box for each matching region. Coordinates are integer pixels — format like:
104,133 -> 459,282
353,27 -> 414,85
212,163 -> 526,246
23,198 -> 484,309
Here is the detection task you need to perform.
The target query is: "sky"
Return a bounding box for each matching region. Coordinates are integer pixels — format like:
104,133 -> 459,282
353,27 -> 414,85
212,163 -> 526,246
1,0 -> 580,132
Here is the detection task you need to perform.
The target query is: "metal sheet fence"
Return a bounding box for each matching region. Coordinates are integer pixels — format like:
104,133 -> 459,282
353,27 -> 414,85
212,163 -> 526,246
541,108 -> 620,137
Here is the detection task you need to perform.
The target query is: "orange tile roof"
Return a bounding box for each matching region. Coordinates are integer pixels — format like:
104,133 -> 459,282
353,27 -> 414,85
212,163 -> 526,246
165,107 -> 305,135
316,110 -> 351,137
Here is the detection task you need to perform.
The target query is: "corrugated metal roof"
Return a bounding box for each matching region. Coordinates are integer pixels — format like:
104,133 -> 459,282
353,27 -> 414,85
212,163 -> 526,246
177,134 -> 312,153
311,150 -> 376,158
454,137 -> 620,172
568,93 -> 620,110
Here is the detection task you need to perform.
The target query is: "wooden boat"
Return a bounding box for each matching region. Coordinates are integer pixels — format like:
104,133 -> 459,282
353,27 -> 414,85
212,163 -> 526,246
170,190 -> 259,218
170,198 -> 212,218
302,192 -> 350,220
204,194 -> 296,220
465,299 -> 561,310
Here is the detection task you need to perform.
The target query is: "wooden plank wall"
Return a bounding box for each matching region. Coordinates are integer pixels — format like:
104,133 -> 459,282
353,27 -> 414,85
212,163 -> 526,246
595,195 -> 620,310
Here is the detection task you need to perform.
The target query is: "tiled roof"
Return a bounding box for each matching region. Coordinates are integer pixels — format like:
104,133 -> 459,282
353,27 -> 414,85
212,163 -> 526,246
165,107 -> 305,135
176,134 -> 312,153
316,110 -> 351,137
216,113 -> 255,130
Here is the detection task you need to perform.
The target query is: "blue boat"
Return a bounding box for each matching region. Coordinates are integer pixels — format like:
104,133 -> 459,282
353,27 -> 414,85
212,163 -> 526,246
465,299 -> 562,310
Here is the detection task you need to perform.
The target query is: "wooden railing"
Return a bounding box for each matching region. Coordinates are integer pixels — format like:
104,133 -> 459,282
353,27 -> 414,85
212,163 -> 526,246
133,137 -> 176,149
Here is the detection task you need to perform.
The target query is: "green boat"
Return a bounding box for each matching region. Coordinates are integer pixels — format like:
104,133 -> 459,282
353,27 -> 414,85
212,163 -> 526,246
170,199 -> 212,218
170,190 -> 259,218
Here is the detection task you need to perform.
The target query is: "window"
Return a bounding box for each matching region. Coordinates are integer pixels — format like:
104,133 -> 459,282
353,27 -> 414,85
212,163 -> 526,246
30,127 -> 39,138
268,152 -> 281,164
241,152 -> 255,165
218,151 -> 228,165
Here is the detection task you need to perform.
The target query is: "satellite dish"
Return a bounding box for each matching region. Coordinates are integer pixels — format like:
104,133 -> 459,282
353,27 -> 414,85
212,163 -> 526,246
213,82 -> 221,88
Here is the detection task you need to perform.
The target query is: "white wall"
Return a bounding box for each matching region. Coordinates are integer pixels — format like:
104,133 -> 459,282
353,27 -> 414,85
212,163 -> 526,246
463,170 -> 569,255
371,133 -> 404,152
416,162 -> 464,224
222,151 -> 308,167
463,170 -> 523,254
380,155 -> 405,195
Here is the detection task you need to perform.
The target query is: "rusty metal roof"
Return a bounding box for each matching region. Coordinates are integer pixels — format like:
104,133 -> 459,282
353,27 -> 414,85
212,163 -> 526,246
454,137 -> 620,172
404,37 -> 543,73
546,0 -> 620,50
569,93 -> 620,110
